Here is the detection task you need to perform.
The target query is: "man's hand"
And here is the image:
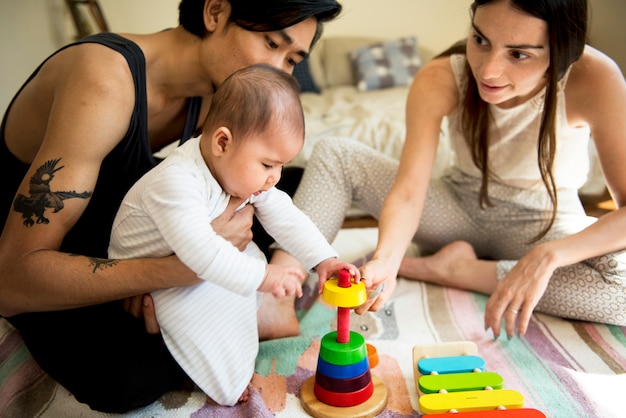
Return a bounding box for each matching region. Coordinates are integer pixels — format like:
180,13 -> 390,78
125,198 -> 256,334
212,198 -> 254,250
124,294 -> 160,334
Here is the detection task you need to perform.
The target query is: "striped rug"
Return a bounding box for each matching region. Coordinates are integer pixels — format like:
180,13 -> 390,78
1,228 -> 624,417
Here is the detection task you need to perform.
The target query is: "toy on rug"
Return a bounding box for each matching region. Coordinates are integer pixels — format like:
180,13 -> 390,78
300,269 -> 387,418
413,341 -> 546,416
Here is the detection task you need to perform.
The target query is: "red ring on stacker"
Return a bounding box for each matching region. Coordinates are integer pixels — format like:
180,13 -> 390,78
314,380 -> 374,407
315,369 -> 372,393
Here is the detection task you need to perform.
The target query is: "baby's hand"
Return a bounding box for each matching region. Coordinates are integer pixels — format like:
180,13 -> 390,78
259,264 -> 305,298
315,258 -> 364,294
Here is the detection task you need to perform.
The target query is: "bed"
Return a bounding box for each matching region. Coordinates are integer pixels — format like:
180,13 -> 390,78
1,227 -> 625,417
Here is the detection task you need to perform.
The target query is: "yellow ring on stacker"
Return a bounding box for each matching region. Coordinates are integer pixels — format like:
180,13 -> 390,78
322,278 -> 367,308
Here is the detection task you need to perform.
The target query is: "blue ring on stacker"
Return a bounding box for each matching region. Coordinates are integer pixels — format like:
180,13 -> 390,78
317,356 -> 370,380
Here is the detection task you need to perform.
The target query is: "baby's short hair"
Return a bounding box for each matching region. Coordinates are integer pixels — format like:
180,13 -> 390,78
204,64 -> 304,142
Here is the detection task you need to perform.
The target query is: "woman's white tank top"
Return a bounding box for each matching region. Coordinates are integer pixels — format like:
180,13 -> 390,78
448,54 -> 591,190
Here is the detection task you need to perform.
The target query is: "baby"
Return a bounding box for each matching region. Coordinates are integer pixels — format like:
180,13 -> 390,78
108,64 -> 361,405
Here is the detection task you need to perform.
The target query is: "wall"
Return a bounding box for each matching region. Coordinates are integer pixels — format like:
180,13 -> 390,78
99,0 -> 179,33
1,0 -> 624,115
0,0 -> 181,115
587,0 -> 626,73
1,0 -> 63,114
322,0 -> 473,60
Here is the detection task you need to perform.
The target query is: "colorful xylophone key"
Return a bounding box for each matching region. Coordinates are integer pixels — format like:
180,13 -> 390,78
419,388 -> 524,414
413,341 -> 545,416
419,371 -> 504,394
418,355 -> 486,375
425,408 -> 546,417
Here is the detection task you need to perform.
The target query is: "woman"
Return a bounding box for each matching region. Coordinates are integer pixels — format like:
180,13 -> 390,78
274,0 -> 626,340
0,0 -> 341,412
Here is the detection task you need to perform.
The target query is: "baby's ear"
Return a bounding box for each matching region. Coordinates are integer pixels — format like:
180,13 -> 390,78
211,126 -> 233,155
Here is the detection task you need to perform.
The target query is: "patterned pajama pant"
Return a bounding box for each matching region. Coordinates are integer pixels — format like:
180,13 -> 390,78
293,137 -> 626,326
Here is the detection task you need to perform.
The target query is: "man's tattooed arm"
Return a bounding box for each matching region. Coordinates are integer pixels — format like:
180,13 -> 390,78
13,158 -> 92,227
70,254 -> 120,273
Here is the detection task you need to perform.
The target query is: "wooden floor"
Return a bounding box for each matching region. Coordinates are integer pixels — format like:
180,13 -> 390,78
342,191 -> 616,229
342,215 -> 378,229
580,189 -> 616,217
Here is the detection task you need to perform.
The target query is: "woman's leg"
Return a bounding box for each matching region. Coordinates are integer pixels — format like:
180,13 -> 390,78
398,242 -> 498,294
525,253 -> 626,325
398,170 -> 499,294
292,136 -> 399,241
488,188 -> 626,325
400,173 -> 626,326
399,228 -> 626,326
253,166 -> 303,260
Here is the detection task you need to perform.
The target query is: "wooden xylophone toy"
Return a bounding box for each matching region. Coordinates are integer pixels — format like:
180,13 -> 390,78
413,341 -> 546,416
301,269 -> 387,418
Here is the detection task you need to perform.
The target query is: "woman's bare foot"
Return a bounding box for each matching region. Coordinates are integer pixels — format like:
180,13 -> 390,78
399,241 -> 476,282
398,241 -> 496,294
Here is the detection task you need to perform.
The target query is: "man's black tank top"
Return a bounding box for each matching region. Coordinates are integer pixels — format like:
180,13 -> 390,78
0,33 -> 201,258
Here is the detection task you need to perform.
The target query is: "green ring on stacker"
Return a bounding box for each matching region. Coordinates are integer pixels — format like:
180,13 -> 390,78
319,331 -> 367,365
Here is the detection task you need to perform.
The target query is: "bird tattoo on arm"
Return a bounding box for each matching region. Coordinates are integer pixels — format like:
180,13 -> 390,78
13,158 -> 93,227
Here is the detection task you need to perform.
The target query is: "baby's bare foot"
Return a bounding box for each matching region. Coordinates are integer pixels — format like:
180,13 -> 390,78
257,293 -> 300,340
238,386 -> 251,403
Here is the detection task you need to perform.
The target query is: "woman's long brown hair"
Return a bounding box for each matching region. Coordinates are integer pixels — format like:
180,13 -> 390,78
437,0 -> 587,242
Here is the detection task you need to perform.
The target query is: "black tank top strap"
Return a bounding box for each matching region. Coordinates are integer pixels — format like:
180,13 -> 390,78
180,96 -> 202,144
77,33 -> 152,167
2,33 -> 202,256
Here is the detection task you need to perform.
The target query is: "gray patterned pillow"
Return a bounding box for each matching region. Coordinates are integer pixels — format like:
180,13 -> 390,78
350,37 -> 422,92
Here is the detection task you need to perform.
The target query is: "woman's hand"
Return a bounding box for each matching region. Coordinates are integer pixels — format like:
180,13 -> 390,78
354,258 -> 397,314
484,244 -> 557,339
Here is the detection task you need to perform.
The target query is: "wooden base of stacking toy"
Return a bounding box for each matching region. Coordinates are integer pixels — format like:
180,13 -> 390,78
301,374 -> 387,418
301,269 -> 387,417
413,341 -> 546,417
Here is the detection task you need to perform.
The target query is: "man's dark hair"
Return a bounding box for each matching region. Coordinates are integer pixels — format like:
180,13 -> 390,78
179,0 -> 342,48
